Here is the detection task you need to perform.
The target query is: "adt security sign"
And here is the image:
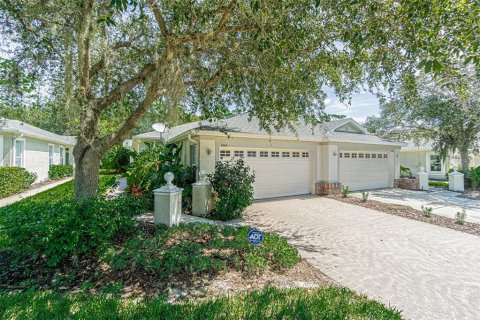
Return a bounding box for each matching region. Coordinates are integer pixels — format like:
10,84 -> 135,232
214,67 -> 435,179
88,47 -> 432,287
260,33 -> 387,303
247,229 -> 264,245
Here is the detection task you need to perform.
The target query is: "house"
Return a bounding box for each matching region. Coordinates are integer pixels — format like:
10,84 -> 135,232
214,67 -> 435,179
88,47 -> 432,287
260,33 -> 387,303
0,118 -> 76,182
132,114 -> 404,199
400,140 -> 480,180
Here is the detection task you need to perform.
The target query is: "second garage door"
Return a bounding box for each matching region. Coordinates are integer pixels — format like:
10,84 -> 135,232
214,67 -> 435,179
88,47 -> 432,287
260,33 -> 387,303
339,151 -> 391,191
220,148 -> 311,199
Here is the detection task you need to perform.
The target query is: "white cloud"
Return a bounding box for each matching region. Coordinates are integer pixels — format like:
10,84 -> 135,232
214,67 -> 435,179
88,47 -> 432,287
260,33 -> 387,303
323,87 -> 381,123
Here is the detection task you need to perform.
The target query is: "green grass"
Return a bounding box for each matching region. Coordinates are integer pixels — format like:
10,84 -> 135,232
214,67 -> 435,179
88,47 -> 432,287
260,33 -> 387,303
428,181 -> 448,188
0,287 -> 402,320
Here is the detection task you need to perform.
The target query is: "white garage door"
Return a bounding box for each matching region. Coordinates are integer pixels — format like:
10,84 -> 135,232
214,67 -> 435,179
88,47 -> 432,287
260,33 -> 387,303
220,148 -> 311,199
339,151 -> 390,191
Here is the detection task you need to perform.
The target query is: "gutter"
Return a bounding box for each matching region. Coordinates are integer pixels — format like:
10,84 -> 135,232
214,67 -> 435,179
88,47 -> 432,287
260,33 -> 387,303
0,128 -> 75,146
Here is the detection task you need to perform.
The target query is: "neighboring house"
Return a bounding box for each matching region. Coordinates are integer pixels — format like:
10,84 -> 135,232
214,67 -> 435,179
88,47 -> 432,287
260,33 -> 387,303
0,118 -> 76,182
132,114 -> 404,199
400,140 -> 480,180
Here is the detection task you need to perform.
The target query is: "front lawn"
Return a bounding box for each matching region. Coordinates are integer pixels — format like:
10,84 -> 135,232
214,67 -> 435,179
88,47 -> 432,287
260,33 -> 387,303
0,287 -> 402,320
0,176 -> 403,319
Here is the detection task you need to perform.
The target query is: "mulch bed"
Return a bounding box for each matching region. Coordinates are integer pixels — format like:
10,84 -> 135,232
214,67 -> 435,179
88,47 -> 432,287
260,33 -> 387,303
458,189 -> 480,200
328,195 -> 480,237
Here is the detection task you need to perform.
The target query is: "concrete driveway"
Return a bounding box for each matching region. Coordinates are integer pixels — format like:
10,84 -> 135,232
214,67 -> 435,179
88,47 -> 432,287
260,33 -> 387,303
242,196 -> 480,320
351,188 -> 480,223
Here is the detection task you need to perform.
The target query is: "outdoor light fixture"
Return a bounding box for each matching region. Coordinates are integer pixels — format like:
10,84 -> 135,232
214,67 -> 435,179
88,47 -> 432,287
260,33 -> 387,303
207,148 -> 213,155
333,152 -> 337,157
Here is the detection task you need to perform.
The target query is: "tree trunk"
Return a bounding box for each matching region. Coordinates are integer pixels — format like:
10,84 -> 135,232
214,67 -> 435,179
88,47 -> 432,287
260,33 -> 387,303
73,143 -> 102,200
459,146 -> 470,173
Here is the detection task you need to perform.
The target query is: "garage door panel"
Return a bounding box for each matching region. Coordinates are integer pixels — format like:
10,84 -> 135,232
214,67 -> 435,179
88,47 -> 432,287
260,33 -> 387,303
339,152 -> 390,191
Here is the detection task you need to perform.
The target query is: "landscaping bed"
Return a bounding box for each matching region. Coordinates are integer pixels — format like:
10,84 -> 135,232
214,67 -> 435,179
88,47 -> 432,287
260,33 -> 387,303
329,195 -> 480,236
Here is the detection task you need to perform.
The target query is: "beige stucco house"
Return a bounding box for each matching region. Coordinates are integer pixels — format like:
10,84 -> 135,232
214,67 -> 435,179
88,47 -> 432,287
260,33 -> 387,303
0,119 -> 76,182
132,114 -> 404,199
400,140 -> 480,180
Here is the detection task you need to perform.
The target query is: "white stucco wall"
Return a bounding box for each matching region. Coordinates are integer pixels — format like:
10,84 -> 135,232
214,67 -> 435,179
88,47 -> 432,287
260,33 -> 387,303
400,151 -> 449,180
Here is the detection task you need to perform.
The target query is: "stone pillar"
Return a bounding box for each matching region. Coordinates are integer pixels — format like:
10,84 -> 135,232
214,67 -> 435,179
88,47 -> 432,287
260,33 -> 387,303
153,172 -> 183,227
448,168 -> 465,192
192,170 -> 213,217
416,167 -> 429,190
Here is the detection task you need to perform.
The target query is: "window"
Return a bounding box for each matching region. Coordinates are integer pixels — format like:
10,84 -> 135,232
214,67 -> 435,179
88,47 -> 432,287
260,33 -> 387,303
344,153 -> 350,158
365,153 -> 371,159
234,150 -> 244,158
352,153 -> 358,158
220,150 -> 231,158
383,154 -> 388,159
190,144 -> 197,166
302,152 -> 309,158
65,148 -> 70,165
377,153 -> 382,158
359,153 -> 364,159
430,155 -> 442,172
260,151 -> 268,157
271,151 -> 280,157
372,154 -> 377,159
48,145 -> 54,166
14,139 -> 25,167
339,153 -> 343,158
282,151 -> 290,157
247,151 -> 256,157
59,146 -> 65,165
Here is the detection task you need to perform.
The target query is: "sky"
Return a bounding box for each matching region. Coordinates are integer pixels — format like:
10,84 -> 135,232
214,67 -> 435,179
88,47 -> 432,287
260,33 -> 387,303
323,86 -> 381,124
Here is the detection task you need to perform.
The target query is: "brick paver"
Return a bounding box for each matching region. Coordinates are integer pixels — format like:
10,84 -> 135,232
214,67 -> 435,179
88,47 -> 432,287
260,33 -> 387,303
242,196 -> 480,320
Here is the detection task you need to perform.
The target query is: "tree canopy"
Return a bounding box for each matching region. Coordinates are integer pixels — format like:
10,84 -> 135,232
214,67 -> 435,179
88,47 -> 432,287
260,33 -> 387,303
1,0 -> 478,198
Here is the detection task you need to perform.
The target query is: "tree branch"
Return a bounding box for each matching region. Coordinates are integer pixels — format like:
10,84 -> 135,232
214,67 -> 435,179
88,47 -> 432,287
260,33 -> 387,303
217,0 -> 237,31
89,41 -> 133,79
95,63 -> 156,111
148,0 -> 170,36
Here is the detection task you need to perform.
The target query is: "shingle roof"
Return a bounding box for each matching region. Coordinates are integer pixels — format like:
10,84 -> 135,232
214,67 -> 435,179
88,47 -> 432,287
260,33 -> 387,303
133,114 -> 403,146
0,118 -> 76,145
401,139 -> 434,152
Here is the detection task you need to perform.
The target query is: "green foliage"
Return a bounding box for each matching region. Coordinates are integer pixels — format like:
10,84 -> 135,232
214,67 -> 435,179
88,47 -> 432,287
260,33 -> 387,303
100,145 -> 135,173
455,209 -> 467,225
48,164 -> 74,180
466,166 -> 480,189
421,205 -> 433,218
361,191 -> 369,202
0,176 -> 143,267
428,181 -> 448,188
0,286 -> 402,319
341,185 -> 350,198
105,223 -> 300,279
126,143 -> 193,209
400,165 -> 413,178
0,167 -> 37,198
208,159 -> 255,221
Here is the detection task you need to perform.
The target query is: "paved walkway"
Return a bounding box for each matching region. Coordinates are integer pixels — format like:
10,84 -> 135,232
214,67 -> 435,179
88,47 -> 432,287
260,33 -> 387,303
351,188 -> 480,223
241,196 -> 480,320
0,177 -> 73,207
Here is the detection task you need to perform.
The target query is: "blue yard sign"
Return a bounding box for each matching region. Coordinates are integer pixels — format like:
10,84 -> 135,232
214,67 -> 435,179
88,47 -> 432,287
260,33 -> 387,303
247,229 -> 264,245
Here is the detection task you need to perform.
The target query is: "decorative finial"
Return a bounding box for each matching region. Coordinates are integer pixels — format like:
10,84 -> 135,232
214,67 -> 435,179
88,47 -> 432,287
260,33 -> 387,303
164,172 -> 174,185
199,170 -> 206,182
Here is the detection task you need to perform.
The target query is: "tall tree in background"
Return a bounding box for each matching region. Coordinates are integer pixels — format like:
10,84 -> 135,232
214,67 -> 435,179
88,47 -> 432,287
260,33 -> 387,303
0,0 -> 478,200
366,66 -> 480,171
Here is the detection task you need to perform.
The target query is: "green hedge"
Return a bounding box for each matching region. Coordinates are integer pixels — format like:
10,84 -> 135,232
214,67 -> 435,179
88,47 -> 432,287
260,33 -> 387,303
0,167 -> 37,198
48,164 -> 74,180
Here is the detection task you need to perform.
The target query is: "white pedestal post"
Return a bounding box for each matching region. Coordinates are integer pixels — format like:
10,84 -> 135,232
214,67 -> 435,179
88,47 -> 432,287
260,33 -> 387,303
449,168 -> 465,192
416,167 -> 429,191
153,172 -> 183,227
192,170 -> 212,217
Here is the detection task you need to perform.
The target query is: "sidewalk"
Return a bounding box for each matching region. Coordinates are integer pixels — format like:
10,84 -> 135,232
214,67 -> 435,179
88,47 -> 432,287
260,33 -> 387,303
0,177 -> 73,208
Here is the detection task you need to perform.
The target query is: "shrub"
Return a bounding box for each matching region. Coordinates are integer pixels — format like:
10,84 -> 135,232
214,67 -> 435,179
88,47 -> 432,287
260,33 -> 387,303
100,145 -> 135,173
421,205 -> 433,217
455,209 -> 467,225
400,165 -> 413,178
208,159 -> 255,220
48,164 -> 74,180
126,144 -> 194,210
428,181 -> 448,188
0,194 -> 148,266
0,167 -> 37,198
361,190 -> 369,202
341,185 -> 350,198
104,223 -> 301,279
466,166 -> 480,189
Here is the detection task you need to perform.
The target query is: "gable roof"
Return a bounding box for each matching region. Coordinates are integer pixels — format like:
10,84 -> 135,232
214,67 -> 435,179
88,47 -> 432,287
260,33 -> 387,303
0,118 -> 76,146
133,114 -> 404,146
401,139 -> 435,152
